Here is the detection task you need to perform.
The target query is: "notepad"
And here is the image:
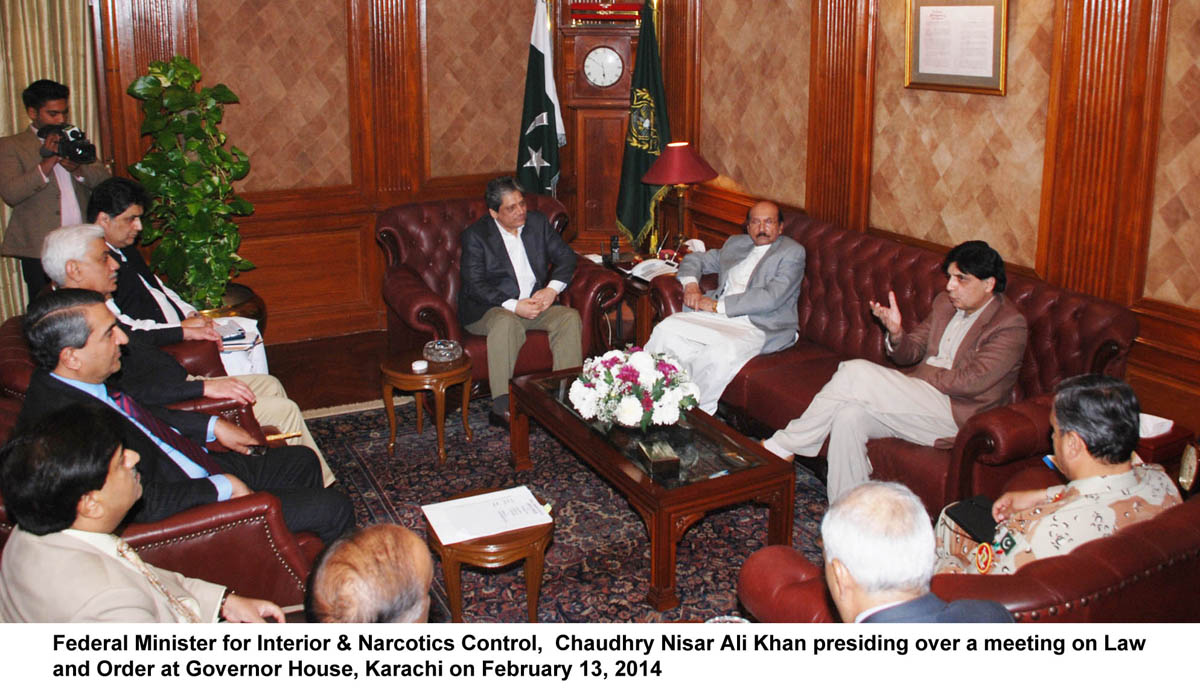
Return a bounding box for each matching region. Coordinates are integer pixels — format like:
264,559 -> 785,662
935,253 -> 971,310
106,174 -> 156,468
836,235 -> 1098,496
421,486 -> 551,545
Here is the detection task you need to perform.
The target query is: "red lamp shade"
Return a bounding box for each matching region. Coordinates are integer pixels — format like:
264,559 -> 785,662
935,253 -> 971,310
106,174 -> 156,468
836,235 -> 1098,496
641,141 -> 718,185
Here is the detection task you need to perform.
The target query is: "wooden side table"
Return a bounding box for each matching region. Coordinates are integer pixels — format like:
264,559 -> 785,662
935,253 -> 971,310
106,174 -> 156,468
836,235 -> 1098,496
380,350 -> 472,463
425,487 -> 554,623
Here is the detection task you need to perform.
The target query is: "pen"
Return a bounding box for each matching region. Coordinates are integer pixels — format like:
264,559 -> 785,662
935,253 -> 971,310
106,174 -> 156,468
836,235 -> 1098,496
265,431 -> 303,442
708,469 -> 729,479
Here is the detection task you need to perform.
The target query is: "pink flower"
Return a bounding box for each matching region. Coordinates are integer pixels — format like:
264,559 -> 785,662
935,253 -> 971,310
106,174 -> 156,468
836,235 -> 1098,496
641,392 -> 653,410
617,364 -> 640,384
656,360 -> 678,376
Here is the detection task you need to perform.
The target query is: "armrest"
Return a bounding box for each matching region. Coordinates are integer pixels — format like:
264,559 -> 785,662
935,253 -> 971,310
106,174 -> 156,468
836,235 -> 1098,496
381,265 -> 462,342
952,393 -> 1055,469
649,274 -> 685,319
121,491 -> 316,606
165,397 -> 267,445
563,259 -> 624,355
161,339 -> 227,378
737,545 -> 838,623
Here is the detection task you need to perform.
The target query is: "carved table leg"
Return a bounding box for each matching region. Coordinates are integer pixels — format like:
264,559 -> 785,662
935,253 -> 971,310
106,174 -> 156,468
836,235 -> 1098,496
460,377 -> 473,441
381,380 -> 397,455
413,390 -> 425,435
433,383 -> 447,464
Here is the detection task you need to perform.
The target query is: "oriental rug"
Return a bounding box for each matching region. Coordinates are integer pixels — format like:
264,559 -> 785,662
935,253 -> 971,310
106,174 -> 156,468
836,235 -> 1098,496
307,400 -> 828,623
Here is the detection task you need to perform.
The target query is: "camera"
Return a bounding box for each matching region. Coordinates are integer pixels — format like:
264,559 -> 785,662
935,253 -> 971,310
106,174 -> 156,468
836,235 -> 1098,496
35,123 -> 97,164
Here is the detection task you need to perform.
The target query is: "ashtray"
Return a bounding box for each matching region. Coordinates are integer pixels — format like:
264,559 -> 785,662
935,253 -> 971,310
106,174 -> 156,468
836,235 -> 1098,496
423,339 -> 463,363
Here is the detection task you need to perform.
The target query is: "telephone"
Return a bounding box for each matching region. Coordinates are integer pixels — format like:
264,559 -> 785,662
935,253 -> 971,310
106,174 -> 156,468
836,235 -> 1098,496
630,258 -> 678,282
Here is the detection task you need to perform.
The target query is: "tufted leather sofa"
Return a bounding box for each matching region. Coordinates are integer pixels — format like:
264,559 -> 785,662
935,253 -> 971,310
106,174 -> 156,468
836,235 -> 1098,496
738,467 -> 1200,622
376,195 -> 624,396
0,315 -> 319,608
651,211 -> 1139,516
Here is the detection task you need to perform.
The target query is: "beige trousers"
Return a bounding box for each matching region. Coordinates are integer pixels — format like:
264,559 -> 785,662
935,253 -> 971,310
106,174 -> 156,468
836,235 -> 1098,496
763,359 -> 958,501
195,374 -> 335,487
465,305 -> 582,399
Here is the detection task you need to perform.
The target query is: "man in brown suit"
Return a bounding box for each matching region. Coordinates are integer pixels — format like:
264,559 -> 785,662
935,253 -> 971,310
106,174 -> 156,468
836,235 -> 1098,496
763,240 -> 1028,501
0,80 -> 110,301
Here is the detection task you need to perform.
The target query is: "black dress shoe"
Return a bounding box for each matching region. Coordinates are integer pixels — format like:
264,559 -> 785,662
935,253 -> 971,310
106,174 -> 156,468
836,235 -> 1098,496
488,410 -> 510,430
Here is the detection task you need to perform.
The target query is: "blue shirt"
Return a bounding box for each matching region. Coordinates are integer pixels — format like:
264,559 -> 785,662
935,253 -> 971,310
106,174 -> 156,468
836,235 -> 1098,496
49,374 -> 231,501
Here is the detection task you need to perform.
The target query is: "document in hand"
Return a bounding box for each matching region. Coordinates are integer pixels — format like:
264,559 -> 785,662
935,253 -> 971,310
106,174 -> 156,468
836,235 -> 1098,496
421,486 -> 551,545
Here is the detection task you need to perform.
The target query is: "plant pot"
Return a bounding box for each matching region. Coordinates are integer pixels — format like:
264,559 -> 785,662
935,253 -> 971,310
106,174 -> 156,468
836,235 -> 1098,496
197,282 -> 267,335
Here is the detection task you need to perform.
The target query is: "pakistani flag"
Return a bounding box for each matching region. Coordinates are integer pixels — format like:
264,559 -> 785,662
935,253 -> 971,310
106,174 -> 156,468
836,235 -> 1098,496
615,0 -> 671,249
516,0 -> 565,195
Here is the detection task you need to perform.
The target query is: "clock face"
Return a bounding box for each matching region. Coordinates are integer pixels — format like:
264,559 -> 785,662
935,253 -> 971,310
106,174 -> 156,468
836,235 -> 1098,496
583,46 -> 623,88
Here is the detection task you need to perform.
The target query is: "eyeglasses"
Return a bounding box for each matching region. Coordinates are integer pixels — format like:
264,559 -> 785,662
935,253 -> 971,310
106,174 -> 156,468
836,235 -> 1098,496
747,218 -> 778,229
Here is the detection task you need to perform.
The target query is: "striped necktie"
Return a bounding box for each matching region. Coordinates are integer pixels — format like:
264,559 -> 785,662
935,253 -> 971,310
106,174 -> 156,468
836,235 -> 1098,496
108,388 -> 223,475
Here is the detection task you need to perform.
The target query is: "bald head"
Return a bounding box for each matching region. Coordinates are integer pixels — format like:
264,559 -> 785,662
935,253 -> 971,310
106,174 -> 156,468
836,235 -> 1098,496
745,201 -> 783,246
308,524 -> 434,623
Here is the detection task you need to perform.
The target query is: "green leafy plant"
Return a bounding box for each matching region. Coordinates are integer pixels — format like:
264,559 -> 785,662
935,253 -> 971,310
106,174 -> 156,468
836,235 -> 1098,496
126,55 -> 254,309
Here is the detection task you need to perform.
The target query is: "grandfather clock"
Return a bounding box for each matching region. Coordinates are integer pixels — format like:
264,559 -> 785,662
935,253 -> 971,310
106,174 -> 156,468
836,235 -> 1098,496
557,2 -> 647,253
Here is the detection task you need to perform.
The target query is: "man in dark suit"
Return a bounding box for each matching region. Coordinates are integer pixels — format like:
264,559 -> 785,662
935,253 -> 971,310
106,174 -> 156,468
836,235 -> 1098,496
822,481 -> 1011,623
459,176 -> 581,426
0,79 -> 110,301
16,289 -> 354,544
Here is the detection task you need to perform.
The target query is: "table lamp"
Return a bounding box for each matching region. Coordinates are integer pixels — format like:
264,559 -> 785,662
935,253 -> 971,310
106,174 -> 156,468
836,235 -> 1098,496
641,141 -> 718,255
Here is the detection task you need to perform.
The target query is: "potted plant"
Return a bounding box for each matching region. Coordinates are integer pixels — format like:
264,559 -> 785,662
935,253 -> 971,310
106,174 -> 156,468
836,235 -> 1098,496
126,55 -> 254,309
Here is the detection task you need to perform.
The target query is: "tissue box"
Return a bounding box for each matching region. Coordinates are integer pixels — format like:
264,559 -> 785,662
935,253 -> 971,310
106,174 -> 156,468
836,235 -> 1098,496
1139,413 -> 1174,439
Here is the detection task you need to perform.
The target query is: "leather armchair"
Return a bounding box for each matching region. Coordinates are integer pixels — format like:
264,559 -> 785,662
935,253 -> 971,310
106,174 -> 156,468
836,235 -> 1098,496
650,214 -> 1139,516
0,315 -> 320,608
376,195 -> 624,396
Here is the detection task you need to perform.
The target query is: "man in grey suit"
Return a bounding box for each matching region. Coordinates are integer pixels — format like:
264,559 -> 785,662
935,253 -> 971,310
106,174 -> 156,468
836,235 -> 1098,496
0,80 -> 110,301
823,481 -> 1011,623
459,176 -> 581,427
644,200 -> 806,414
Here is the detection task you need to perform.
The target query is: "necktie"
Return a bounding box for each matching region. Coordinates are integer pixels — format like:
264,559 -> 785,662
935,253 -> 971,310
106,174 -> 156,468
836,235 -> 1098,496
115,537 -> 203,623
108,388 -> 223,475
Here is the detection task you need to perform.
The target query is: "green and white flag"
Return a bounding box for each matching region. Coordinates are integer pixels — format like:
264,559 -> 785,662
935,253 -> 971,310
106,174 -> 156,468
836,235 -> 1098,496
615,0 -> 671,249
516,0 -> 565,195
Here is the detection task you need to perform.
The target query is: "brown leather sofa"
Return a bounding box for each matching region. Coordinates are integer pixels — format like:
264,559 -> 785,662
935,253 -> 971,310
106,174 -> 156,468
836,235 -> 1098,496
738,467 -> 1200,622
650,212 -> 1139,516
376,194 -> 623,396
0,315 -> 318,607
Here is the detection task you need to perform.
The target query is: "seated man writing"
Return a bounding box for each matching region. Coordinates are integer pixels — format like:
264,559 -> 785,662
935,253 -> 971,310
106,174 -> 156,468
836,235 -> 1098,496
823,481 -> 1011,623
935,374 -> 1181,575
763,240 -> 1028,501
459,176 -> 581,427
17,289 -> 353,543
87,176 -> 267,375
0,405 -> 284,622
41,223 -> 334,485
644,201 -> 806,414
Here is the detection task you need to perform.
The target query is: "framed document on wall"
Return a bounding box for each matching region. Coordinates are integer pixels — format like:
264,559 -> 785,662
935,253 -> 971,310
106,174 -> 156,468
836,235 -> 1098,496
904,0 -> 1008,95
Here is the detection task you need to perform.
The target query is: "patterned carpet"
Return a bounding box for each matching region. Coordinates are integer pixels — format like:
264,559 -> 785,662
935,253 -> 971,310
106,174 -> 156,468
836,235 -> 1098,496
307,399 -> 829,623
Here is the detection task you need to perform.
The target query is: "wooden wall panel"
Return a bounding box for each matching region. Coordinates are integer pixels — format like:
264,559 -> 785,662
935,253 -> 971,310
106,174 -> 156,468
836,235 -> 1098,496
195,0 -> 352,192
869,0 -> 1051,267
805,0 -> 875,228
698,0 -> 809,209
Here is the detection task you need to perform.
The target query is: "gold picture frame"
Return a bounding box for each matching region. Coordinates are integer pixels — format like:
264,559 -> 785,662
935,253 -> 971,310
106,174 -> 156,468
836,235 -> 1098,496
905,0 -> 1008,95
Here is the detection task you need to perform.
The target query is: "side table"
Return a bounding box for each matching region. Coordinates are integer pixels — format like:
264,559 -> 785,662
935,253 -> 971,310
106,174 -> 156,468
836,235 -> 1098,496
380,350 -> 472,463
425,487 -> 554,623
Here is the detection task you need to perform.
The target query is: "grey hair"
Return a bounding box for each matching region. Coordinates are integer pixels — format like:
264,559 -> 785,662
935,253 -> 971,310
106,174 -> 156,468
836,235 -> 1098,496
41,224 -> 105,286
821,481 -> 935,595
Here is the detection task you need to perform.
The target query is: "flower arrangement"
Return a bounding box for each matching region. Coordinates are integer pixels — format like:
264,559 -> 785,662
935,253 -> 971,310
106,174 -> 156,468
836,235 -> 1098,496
568,348 -> 700,431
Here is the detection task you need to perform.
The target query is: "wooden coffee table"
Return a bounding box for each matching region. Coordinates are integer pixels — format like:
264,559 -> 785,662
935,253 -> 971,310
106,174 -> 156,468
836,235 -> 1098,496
380,349 -> 472,463
508,370 -> 795,610
425,487 -> 554,623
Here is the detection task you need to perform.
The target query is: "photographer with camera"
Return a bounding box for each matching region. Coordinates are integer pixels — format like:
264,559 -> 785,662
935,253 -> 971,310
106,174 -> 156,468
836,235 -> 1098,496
1,79 -> 110,302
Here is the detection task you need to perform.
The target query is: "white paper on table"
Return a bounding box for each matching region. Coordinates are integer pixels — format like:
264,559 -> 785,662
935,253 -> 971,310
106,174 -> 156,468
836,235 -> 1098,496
421,486 -> 551,545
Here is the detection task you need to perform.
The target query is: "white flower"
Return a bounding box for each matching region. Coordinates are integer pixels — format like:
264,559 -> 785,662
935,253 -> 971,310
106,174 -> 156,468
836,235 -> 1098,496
651,399 -> 680,425
569,379 -> 600,419
615,396 -> 645,427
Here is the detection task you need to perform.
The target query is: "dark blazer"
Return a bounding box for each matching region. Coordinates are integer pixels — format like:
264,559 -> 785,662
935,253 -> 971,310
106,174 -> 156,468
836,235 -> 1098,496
457,210 -> 576,326
17,370 -> 221,524
108,325 -> 205,406
888,292 -> 1028,427
0,129 -> 110,258
111,245 -> 188,323
862,592 -> 1013,623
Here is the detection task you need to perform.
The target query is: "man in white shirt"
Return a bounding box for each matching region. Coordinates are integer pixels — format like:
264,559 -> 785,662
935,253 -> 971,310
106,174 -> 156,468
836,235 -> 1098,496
458,176 -> 581,426
762,241 -> 1028,501
0,79 -> 110,302
0,403 -> 285,623
644,200 -> 807,414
